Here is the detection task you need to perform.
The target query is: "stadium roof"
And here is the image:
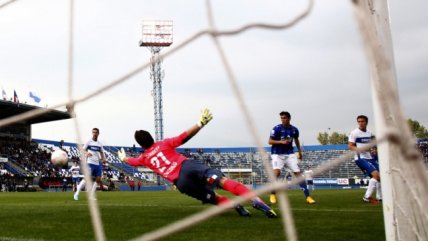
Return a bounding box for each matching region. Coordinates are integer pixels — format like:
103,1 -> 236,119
0,100 -> 72,125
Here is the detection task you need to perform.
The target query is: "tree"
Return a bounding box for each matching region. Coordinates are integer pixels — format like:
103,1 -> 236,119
330,132 -> 348,144
317,132 -> 329,145
407,119 -> 428,139
317,131 -> 348,145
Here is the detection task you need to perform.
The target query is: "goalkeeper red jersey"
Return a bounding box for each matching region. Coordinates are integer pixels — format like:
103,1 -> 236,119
126,132 -> 188,182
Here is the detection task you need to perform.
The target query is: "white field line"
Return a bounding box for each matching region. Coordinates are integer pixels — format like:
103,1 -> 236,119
0,237 -> 45,241
1,202 -> 382,213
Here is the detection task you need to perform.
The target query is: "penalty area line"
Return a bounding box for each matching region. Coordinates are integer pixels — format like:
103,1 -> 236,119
292,207 -> 382,213
0,237 -> 45,241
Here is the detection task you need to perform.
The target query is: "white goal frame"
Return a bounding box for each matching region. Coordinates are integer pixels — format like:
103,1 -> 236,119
353,1 -> 428,240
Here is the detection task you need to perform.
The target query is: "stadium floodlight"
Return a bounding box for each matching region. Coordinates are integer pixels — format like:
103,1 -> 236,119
139,20 -> 173,187
139,20 -> 173,47
139,20 -> 173,143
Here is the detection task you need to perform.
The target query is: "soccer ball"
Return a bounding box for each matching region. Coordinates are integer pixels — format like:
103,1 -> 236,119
51,149 -> 68,166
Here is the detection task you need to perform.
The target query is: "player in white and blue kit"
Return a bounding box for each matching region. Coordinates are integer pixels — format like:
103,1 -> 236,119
269,111 -> 315,204
74,128 -> 106,201
348,115 -> 382,204
69,160 -> 80,192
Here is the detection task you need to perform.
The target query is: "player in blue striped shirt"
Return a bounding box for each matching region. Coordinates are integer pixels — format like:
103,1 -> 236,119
348,115 -> 381,204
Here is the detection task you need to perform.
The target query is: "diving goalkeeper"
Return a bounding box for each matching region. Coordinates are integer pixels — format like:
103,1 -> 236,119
118,108 -> 277,218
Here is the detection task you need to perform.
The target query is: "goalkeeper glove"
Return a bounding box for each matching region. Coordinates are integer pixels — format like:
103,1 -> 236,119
197,108 -> 213,127
117,148 -> 127,162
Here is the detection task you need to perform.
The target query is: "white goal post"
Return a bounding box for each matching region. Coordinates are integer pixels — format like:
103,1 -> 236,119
353,1 -> 428,241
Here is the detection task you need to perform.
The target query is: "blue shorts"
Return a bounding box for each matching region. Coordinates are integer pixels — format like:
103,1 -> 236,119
88,163 -> 102,179
175,160 -> 224,204
72,177 -> 80,184
355,158 -> 379,177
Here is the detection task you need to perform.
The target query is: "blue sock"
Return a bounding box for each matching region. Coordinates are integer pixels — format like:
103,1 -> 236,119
299,182 -> 310,197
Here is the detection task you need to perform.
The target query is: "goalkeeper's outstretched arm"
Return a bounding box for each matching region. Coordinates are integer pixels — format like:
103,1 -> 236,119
118,148 -> 141,167
182,108 -> 213,144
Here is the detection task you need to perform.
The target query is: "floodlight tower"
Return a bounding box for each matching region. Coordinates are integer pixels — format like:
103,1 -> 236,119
139,20 -> 173,141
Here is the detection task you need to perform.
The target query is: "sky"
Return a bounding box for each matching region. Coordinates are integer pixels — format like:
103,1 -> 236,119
0,0 -> 427,148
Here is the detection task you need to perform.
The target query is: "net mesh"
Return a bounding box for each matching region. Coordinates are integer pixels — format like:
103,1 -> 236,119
0,0 -> 427,241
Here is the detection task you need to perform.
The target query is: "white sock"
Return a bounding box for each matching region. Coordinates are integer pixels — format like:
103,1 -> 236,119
75,179 -> 86,196
376,181 -> 382,200
364,178 -> 378,199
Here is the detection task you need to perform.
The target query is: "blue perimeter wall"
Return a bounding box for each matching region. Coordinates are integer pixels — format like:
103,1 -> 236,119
32,138 -> 348,153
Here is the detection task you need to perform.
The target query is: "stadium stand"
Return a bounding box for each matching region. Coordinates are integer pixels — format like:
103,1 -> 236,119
176,145 -> 363,184
2,137 -> 427,191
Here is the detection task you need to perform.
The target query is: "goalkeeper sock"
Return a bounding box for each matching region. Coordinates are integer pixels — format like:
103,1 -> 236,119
222,179 -> 251,197
215,195 -> 231,205
364,178 -> 378,199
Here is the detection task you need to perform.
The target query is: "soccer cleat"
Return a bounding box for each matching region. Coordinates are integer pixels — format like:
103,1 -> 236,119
252,199 -> 277,218
270,194 -> 277,204
73,193 -> 79,201
306,196 -> 316,204
234,204 -> 251,217
363,197 -> 379,204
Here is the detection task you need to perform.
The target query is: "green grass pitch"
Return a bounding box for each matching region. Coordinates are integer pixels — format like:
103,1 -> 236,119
0,189 -> 384,241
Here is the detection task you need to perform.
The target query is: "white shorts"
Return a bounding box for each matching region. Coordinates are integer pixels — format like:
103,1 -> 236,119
271,154 -> 301,173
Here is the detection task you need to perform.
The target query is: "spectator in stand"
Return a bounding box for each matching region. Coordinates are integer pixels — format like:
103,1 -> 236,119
348,115 -> 382,204
128,177 -> 135,191
108,178 -> 115,191
62,178 -> 68,192
11,179 -> 16,192
59,140 -> 65,150
23,178 -> 29,191
137,179 -> 142,191
117,108 -> 277,218
268,111 -> 315,205
124,175 -> 129,184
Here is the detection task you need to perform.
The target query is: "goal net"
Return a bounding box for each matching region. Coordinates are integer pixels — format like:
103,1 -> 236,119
0,0 -> 427,241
